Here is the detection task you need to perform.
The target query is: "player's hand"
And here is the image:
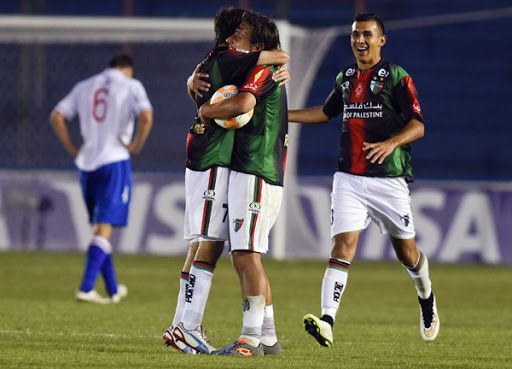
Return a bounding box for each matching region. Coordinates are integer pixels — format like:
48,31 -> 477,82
362,140 -> 397,164
188,64 -> 210,98
272,66 -> 291,86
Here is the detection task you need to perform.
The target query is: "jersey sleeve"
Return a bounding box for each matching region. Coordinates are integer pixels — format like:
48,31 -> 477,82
239,65 -> 276,101
391,66 -> 424,123
131,80 -> 153,115
54,85 -> 79,120
228,49 -> 261,79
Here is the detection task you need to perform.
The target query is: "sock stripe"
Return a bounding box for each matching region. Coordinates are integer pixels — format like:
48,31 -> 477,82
180,271 -> 190,281
192,261 -> 215,273
328,258 -> 350,272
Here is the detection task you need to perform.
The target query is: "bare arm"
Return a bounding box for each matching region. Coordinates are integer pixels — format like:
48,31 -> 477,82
199,92 -> 256,121
187,64 -> 210,100
288,106 -> 330,124
258,49 -> 289,66
126,110 -> 153,155
50,110 -> 79,157
363,119 -> 425,164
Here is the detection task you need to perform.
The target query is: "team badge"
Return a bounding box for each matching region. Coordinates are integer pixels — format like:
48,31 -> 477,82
370,78 -> 384,94
233,218 -> 244,232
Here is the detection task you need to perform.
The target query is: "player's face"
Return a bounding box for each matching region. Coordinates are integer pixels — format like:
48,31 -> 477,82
351,20 -> 386,68
226,21 -> 254,52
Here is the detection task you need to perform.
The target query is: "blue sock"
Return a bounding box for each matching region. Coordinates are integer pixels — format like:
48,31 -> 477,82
79,245 -> 107,292
101,254 -> 118,296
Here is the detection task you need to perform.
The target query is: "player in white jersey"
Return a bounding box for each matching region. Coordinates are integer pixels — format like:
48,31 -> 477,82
50,54 -> 153,304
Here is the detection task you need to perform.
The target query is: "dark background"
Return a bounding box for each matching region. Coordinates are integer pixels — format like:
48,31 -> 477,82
1,0 -> 511,180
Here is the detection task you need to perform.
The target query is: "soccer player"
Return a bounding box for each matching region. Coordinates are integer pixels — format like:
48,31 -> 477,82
162,8 -> 288,355
198,12 -> 288,357
50,54 -> 153,304
288,13 -> 439,346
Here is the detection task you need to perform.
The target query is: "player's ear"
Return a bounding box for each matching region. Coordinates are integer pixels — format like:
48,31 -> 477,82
379,35 -> 387,47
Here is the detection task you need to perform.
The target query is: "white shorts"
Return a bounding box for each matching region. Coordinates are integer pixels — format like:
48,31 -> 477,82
184,167 -> 230,241
228,171 -> 283,253
330,172 -> 416,239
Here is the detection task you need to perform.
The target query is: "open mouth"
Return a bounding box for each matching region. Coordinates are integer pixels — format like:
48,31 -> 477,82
355,45 -> 368,52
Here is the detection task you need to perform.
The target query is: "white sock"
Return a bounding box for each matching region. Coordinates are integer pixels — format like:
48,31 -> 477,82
321,258 -> 350,321
405,252 -> 432,299
171,272 -> 189,327
240,295 -> 265,347
182,261 -> 215,330
261,304 -> 278,346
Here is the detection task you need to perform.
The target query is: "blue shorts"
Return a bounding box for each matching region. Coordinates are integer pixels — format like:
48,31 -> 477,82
80,160 -> 132,227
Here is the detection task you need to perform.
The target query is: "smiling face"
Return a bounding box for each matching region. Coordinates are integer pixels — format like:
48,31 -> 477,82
351,20 -> 386,69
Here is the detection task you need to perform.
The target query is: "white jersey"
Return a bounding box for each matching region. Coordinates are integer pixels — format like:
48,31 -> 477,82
54,68 -> 152,171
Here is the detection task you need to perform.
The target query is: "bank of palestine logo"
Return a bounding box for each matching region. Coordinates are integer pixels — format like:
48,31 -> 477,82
400,214 -> 411,227
370,77 -> 385,94
233,218 -> 244,232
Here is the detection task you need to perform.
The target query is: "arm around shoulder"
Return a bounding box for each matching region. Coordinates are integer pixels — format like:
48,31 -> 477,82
258,49 -> 289,66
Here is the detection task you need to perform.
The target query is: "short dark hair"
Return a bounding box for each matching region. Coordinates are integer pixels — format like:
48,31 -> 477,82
108,53 -> 134,68
214,7 -> 245,47
354,13 -> 385,35
241,11 -> 280,50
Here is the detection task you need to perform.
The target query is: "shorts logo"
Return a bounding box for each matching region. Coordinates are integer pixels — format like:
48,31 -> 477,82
400,214 -> 411,227
233,218 -> 244,232
248,202 -> 261,214
122,185 -> 130,204
202,190 -> 216,201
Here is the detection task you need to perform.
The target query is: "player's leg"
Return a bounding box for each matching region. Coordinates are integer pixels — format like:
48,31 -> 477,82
214,172 -> 281,357
171,166 -> 230,354
368,176 -> 439,341
391,236 -> 439,341
304,172 -> 368,347
163,240 -> 199,354
172,239 -> 224,354
76,168 -> 111,304
261,277 -> 281,354
95,160 -> 131,303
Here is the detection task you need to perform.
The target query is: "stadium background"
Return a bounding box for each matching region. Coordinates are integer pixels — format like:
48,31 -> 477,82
0,0 -> 511,263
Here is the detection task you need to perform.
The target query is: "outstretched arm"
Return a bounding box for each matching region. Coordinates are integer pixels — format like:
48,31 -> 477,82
288,106 -> 330,124
363,119 -> 424,164
50,110 -> 79,157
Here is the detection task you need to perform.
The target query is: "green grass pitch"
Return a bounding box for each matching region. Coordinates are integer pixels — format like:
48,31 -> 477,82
1,251 -> 511,368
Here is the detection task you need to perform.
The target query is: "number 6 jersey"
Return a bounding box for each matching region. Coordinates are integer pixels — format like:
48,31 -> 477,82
54,68 -> 152,171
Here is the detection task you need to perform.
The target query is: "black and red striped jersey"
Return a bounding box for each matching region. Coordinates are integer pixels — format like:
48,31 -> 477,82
186,46 -> 260,172
231,65 -> 288,186
322,59 -> 423,181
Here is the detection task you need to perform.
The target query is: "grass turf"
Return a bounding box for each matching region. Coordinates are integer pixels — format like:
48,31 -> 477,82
1,251 -> 511,368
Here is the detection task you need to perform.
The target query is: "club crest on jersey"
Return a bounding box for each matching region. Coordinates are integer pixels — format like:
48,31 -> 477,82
233,218 -> 244,232
400,214 -> 411,227
191,123 -> 205,134
370,77 -> 385,94
248,202 -> 261,214
202,190 -> 216,201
